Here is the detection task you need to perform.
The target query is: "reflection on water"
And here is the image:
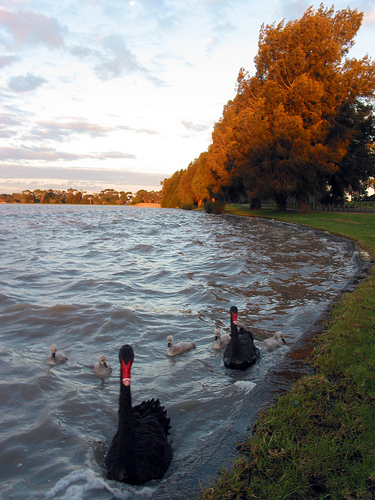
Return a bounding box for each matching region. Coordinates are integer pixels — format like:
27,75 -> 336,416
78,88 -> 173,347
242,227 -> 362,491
0,205 -> 358,499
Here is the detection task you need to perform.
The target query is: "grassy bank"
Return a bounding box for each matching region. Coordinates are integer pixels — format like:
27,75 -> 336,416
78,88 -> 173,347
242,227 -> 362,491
200,206 -> 375,500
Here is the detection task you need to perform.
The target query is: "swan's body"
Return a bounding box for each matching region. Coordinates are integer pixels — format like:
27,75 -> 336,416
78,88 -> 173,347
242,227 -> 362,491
212,328 -> 230,349
167,335 -> 196,356
46,344 -> 68,365
262,331 -> 286,351
93,355 -> 112,378
223,306 -> 260,370
105,344 -> 172,485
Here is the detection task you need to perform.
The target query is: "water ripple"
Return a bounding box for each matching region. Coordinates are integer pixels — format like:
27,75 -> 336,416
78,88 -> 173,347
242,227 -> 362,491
0,204 -> 359,499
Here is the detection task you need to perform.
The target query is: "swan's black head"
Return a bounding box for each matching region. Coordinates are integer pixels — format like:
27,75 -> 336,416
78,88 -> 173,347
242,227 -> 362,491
119,344 -> 134,363
230,306 -> 238,325
119,345 -> 134,386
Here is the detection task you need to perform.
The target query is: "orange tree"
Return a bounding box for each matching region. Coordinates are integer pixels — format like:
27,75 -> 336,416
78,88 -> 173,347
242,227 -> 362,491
214,5 -> 375,212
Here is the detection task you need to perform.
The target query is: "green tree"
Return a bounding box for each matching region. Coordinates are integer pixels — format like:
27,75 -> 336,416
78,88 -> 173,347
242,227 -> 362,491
325,101 -> 375,202
97,189 -> 120,204
132,189 -> 161,204
20,190 -> 35,203
118,191 -> 132,204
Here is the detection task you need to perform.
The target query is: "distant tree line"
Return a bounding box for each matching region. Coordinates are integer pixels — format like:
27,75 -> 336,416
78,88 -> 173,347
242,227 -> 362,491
160,6 -> 375,213
0,188 -> 161,205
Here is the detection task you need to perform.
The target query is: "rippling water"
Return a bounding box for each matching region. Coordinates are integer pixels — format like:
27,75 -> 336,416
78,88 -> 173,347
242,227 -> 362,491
0,205 -> 359,499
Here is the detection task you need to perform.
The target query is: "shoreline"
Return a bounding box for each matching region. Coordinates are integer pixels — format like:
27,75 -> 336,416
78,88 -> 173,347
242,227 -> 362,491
133,203 -> 161,208
152,219 -> 372,499
197,207 -> 375,499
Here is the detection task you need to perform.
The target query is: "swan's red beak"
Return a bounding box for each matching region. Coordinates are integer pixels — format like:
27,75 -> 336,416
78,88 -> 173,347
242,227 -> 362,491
232,312 -> 238,325
121,359 -> 132,386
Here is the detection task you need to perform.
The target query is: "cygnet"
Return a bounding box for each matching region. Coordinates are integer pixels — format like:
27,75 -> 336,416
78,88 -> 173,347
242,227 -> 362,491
262,331 -> 286,351
93,355 -> 112,378
46,344 -> 68,365
212,328 -> 230,349
167,335 -> 196,356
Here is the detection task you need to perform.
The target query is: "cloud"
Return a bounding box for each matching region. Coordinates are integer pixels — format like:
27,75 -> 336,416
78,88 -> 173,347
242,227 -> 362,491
0,112 -> 22,127
181,119 -> 211,132
137,0 -> 167,12
202,34 -> 219,51
91,151 -> 136,160
199,20 -> 236,55
8,73 -> 47,92
363,6 -> 375,25
119,125 -> 158,135
0,7 -> 65,48
0,7 -> 65,47
0,145 -> 135,162
0,54 -> 19,68
27,118 -> 159,142
69,45 -> 97,58
0,112 -> 22,138
95,34 -> 144,80
30,119 -> 118,141
94,34 -> 165,86
0,164 -> 167,193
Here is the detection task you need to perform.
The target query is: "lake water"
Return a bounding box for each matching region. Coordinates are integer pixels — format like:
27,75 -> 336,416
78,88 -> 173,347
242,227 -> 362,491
0,205 -> 359,499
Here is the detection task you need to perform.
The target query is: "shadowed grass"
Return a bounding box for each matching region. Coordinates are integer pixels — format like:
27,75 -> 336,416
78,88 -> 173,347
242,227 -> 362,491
199,206 -> 375,500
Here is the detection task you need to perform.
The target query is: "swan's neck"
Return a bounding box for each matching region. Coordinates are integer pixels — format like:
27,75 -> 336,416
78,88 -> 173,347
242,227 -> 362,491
230,321 -> 242,356
115,381 -> 137,476
119,384 -> 132,421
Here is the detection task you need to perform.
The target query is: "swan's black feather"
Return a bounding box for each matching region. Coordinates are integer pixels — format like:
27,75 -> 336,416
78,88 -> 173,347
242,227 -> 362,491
105,345 -> 173,485
223,306 -> 260,370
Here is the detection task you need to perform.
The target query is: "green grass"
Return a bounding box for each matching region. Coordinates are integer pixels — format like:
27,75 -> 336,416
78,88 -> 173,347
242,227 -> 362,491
199,206 -> 375,500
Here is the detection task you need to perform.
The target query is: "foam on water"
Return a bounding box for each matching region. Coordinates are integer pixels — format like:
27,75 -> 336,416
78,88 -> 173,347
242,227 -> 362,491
231,380 -> 257,393
44,468 -> 153,499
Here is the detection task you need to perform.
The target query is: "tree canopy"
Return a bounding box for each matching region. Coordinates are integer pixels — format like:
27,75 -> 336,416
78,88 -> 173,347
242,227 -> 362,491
0,188 -> 160,205
160,5 -> 375,212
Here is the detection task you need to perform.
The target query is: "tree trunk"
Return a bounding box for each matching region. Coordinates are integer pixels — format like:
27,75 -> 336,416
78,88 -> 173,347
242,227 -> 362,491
296,194 -> 311,213
250,197 -> 262,209
274,193 -> 287,211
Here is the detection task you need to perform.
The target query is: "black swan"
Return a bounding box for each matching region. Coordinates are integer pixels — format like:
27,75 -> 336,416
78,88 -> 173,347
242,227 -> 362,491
223,306 -> 260,370
105,344 -> 173,485
93,355 -> 112,378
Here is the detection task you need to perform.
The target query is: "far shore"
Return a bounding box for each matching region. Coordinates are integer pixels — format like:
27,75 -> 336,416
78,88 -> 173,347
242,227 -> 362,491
133,203 -> 161,208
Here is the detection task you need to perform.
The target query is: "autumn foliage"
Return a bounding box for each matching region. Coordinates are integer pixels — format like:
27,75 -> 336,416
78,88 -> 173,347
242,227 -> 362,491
161,5 -> 375,212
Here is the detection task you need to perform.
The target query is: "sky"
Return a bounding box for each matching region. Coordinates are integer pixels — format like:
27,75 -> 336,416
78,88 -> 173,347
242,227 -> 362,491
0,0 -> 374,195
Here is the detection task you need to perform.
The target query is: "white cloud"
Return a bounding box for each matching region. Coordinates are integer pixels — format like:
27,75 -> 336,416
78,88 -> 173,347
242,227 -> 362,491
0,145 -> 135,162
181,119 -> 210,132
